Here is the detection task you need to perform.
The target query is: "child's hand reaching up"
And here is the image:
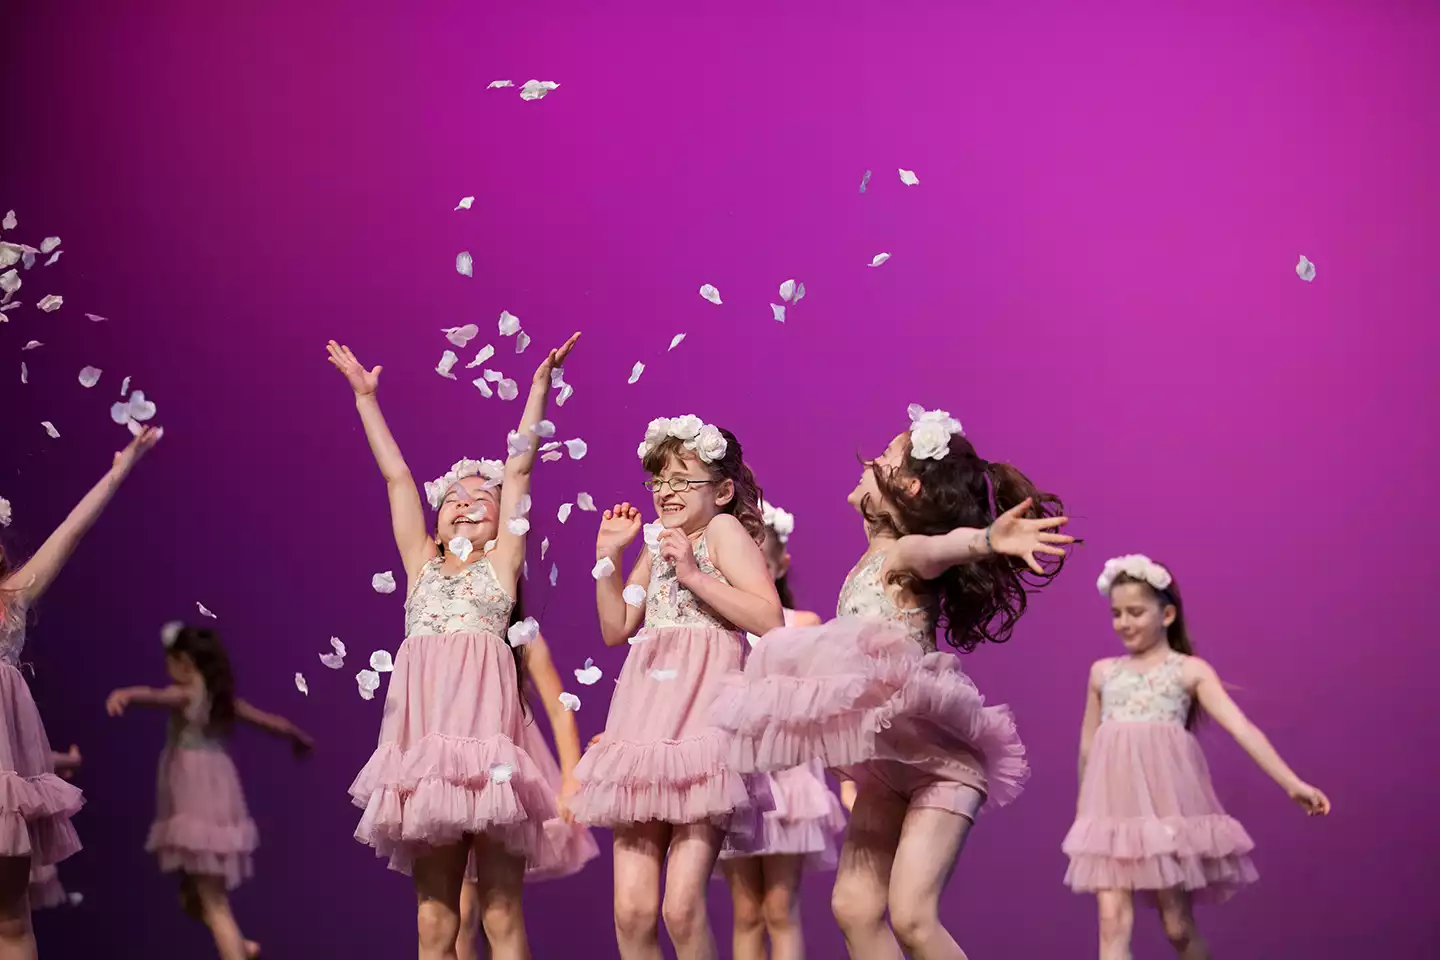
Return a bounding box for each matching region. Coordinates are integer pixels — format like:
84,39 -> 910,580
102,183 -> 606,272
597,503 -> 643,558
986,498 -> 1075,574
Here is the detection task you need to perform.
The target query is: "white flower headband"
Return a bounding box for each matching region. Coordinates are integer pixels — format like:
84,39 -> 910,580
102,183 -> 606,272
1096,554 -> 1173,596
161,621 -> 184,649
906,404 -> 964,461
424,458 -> 506,510
760,500 -> 795,544
637,415 -> 728,464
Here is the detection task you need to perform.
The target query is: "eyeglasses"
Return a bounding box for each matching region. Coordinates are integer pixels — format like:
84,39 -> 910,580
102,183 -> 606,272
642,478 -> 717,494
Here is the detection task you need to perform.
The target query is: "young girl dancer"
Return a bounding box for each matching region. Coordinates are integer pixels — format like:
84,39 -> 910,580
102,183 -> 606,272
106,624 -> 313,960
456,630 -> 599,960
570,415 -> 782,960
29,747 -> 81,911
331,332 -> 579,960
1064,555 -> 1331,960
0,425 -> 160,959
715,406 -> 1074,960
719,499 -> 845,960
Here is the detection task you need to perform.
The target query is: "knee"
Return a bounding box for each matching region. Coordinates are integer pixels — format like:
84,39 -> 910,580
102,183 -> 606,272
1098,901 -> 1132,944
0,909 -> 29,944
661,888 -> 707,942
731,891 -> 765,933
888,898 -> 940,951
760,884 -> 799,931
458,892 -> 483,941
1161,909 -> 1198,948
613,887 -> 660,942
416,900 -> 460,949
831,878 -> 885,934
480,896 -> 524,943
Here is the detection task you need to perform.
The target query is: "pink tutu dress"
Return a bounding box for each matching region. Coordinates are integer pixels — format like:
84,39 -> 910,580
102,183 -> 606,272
569,532 -> 749,827
0,602 -> 82,872
146,695 -> 258,890
720,610 -> 846,867
350,557 -> 560,875
1063,652 -> 1257,902
713,551 -> 1028,819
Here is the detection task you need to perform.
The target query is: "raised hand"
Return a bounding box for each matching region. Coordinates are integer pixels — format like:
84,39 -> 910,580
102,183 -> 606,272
597,503 -> 643,556
290,728 -> 316,758
987,498 -> 1075,574
112,425 -> 162,475
105,689 -> 130,717
533,332 -> 581,386
558,776 -> 580,823
1289,781 -> 1331,816
326,341 -> 382,396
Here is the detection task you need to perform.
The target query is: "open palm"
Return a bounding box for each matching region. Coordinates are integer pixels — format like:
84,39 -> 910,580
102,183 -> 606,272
327,341 -> 381,396
988,498 -> 1075,574
597,503 -> 643,554
533,332 -> 581,386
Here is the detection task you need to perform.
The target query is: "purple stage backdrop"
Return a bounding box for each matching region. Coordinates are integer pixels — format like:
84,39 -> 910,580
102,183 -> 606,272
3,1 -> 1437,957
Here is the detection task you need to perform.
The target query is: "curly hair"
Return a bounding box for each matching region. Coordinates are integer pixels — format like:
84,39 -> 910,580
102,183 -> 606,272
0,541 -> 25,638
1108,565 -> 1200,730
860,432 -> 1069,652
167,626 -> 237,733
641,429 -> 766,545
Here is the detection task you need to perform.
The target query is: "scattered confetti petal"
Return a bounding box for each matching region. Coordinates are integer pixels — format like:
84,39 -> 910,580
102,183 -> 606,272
357,669 -> 381,700
456,252 -> 473,277
868,253 -> 891,268
161,621 -> 184,647
369,650 -> 395,673
0,497 -> 12,527
899,168 -> 919,186
483,369 -> 504,382
699,284 -> 722,305
0,269 -> 18,299
67,892 -> 83,907
643,522 -> 663,550
443,324 -> 480,348
483,539 -> 497,554
592,556 -> 615,579
295,673 -> 309,696
490,762 -> 514,783
628,361 -> 645,384
39,237 -> 60,254
558,692 -> 581,711
498,311 -> 521,336
436,350 -> 460,379
540,537 -> 550,559
0,211 -> 13,230
507,617 -> 539,647
448,536 -> 474,562
372,571 -> 396,594
666,333 -> 687,353
650,669 -> 677,681
575,658 -> 602,685
794,282 -> 806,303
565,439 -> 587,460
507,430 -> 532,457
330,637 -> 347,658
628,631 -> 648,646
770,303 -> 786,323
19,363 -> 26,384
519,79 -> 559,101
558,503 -> 573,523
487,80 -> 514,89
860,170 -> 872,193
507,517 -> 530,536
497,379 -> 518,401
779,280 -> 797,302
1296,255 -> 1315,282
540,451 -> 562,462
577,493 -> 596,511
466,344 -> 495,368
556,382 -> 574,406
197,602 -> 216,618
472,377 -> 493,398
549,563 -> 558,586
44,251 -> 60,267
85,313 -> 106,322
78,366 -> 101,388
623,584 -> 646,608
22,341 -> 41,350
455,196 -> 475,210
516,332 -> 531,353
117,376 -> 130,396
37,295 -> 62,312
41,421 -> 59,438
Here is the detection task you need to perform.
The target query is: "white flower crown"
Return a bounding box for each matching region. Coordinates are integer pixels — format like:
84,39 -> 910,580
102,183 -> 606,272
760,500 -> 795,544
1096,554 -> 1173,596
424,458 -> 506,510
637,415 -> 728,464
906,404 -> 964,461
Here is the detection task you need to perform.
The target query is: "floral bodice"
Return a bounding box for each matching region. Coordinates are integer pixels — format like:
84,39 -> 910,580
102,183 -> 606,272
167,694 -> 226,751
837,551 -> 938,652
1100,652 -> 1191,726
0,598 -> 27,668
644,534 -> 737,631
405,557 -> 514,639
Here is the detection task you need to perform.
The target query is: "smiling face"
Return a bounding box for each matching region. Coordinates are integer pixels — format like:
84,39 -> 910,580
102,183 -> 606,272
649,450 -> 731,535
437,476 -> 501,548
1108,581 -> 1176,655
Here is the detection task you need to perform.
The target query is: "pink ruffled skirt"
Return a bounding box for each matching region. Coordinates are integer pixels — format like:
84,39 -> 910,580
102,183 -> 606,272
147,745 -> 257,890
1063,722 -> 1256,901
570,625 -> 749,826
720,761 -> 846,867
350,631 -> 560,875
712,617 -> 1028,815
0,663 -> 82,866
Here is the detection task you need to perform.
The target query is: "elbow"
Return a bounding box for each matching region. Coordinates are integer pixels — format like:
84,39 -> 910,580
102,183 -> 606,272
384,467 -> 413,486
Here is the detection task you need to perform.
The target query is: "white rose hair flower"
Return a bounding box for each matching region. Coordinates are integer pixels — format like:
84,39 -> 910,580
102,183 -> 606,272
637,415 -> 728,464
424,457 -> 506,510
760,500 -> 795,544
906,404 -> 964,461
1096,554 -> 1173,597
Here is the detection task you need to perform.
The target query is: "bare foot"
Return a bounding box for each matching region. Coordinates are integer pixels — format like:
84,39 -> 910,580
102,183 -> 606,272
244,940 -> 261,958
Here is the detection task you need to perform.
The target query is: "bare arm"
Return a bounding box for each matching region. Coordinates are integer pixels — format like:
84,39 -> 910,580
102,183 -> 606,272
840,779 -> 858,813
673,516 -> 783,637
790,609 -> 823,628
887,499 -> 1073,580
106,684 -> 190,716
236,699 -> 313,751
5,428 -> 161,603
1077,661 -> 1106,784
1187,658 -> 1310,791
525,634 -> 582,784
598,550 -> 650,647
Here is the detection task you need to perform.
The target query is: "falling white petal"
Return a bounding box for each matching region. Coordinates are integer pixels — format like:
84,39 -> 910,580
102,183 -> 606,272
436,350 -> 460,379
507,430 -> 532,457
483,369 -> 504,382
770,303 -> 786,323
456,252 -> 473,277
516,332 -> 531,353
898,168 -> 919,186
86,313 -> 106,322
329,639 -> 346,657
0,498 -> 11,528
498,311 -> 521,336
465,344 -> 496,368
540,537 -> 550,559
483,539 -> 497,554
490,762 -> 514,783
698,284 -> 722,305
369,650 -> 395,673
565,439 -> 587,460
779,279 -> 796,302
592,556 -> 615,579
22,341 -> 40,350
643,523 -> 663,550
37,295 -> 62,312
556,382 -> 574,406
868,253 -> 890,268
507,617 -> 539,647
623,584 -> 646,608
472,377 -> 493,398
668,333 -> 686,351
39,237 -> 60,254
357,669 -> 381,699
576,493 -> 596,512
41,421 -> 59,438
487,80 -> 514,89
78,366 -> 102,388
197,602 -> 216,619
497,379 -> 518,401
519,79 -> 560,101
530,420 -> 554,439
558,692 -> 581,711
44,251 -> 60,267
448,536 -> 474,561
859,170 -> 872,193
650,669 -> 678,681
628,361 -> 645,384
540,451 -> 562,462
444,324 -> 480,348
507,517 -> 530,536
295,673 -> 309,695
455,196 -> 475,210
0,211 -> 13,230
320,652 -> 344,669
549,563 -> 558,586
126,420 -> 143,437
19,363 -> 26,384
372,571 -> 396,594
0,269 -> 18,299
1296,255 -> 1316,282
794,282 -> 806,303
518,494 -> 532,516
558,503 -> 573,523
575,658 -> 603,685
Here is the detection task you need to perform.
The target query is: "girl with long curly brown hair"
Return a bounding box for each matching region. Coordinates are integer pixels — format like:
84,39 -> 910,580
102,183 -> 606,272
714,405 -> 1074,960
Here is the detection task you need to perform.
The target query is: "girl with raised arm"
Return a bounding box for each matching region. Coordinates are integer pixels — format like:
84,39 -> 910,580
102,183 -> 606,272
570,415 -> 782,960
106,624 -> 313,960
330,333 -> 579,960
0,426 -> 160,960
1065,555 -> 1330,960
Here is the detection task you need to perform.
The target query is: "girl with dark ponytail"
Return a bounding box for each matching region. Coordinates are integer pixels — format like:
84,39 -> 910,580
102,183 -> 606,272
107,624 -> 313,960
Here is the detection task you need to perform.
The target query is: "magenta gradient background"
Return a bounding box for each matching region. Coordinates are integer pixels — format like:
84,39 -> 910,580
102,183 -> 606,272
4,1 -> 1438,956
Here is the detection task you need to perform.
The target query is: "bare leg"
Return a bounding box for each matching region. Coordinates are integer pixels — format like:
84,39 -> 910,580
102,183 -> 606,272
0,857 -> 35,960
192,875 -> 248,960
613,823 -> 669,960
414,842 -> 471,960
179,876 -> 260,957
722,858 -> 767,960
1096,890 -> 1134,960
456,880 -> 487,960
831,787 -> 905,960
886,807 -> 972,960
759,856 -> 805,960
661,823 -> 724,960
471,835 -> 528,960
1155,888 -> 1209,960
